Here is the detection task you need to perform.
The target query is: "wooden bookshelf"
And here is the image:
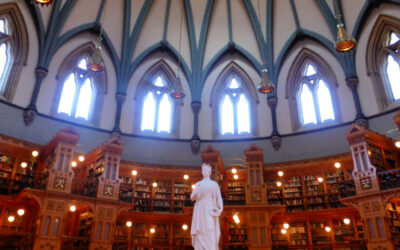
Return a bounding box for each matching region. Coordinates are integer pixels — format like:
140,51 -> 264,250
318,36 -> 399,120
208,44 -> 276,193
151,223 -> 170,246
265,179 -> 283,205
132,222 -> 149,245
172,223 -> 191,247
153,180 -> 172,213
78,211 -> 93,238
134,178 -> 152,212
225,181 -> 245,205
114,220 -> 128,243
386,202 -> 400,247
228,222 -> 248,245
332,218 -> 355,243
173,181 -> 190,213
310,221 -> 331,245
288,221 -> 308,246
304,175 -> 326,211
284,176 -> 304,212
368,143 -> 397,171
270,223 -> 288,247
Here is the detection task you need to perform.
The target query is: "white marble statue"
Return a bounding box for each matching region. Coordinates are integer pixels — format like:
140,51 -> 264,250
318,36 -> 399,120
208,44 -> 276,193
190,163 -> 223,250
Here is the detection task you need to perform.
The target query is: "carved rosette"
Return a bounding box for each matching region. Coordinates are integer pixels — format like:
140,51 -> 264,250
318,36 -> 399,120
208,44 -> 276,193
191,136 -> 201,154
267,96 -> 277,108
355,117 -> 369,129
23,108 -> 37,126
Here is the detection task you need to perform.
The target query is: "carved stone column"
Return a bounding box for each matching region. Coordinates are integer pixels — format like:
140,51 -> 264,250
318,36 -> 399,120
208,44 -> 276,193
267,96 -> 281,150
23,68 -> 48,126
111,93 -> 126,137
346,77 -> 368,128
191,101 -> 201,154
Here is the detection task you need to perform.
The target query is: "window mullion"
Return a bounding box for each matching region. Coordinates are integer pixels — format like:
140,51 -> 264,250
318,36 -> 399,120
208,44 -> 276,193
232,95 -> 239,134
313,80 -> 321,123
154,93 -> 161,132
71,72 -> 81,117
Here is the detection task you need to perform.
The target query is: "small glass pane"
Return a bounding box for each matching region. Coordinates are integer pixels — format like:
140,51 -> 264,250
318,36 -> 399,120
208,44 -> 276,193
305,64 -> 317,76
0,19 -> 5,34
221,95 -> 234,134
229,78 -> 240,89
154,76 -> 164,87
77,58 -> 88,70
237,94 -> 250,133
141,92 -> 156,131
75,79 -> 93,120
389,32 -> 400,45
0,43 -> 7,84
157,94 -> 171,133
300,84 -> 317,125
58,74 -> 77,116
386,55 -> 400,100
317,80 -> 335,122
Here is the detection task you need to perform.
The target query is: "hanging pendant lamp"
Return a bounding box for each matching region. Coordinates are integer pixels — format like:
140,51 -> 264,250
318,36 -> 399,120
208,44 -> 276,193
257,68 -> 274,94
335,15 -> 356,52
87,43 -> 104,72
32,0 -> 53,6
170,76 -> 186,99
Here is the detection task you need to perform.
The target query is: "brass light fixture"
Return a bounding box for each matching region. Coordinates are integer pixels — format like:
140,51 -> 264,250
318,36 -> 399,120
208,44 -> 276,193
257,68 -> 275,94
87,42 -> 104,72
335,14 -> 356,52
32,0 -> 53,6
88,0 -> 106,72
170,5 -> 186,100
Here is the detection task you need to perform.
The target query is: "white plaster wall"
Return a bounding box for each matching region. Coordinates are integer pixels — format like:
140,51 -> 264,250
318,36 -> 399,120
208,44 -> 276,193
203,0 -> 229,69
189,0 -> 207,45
273,0 -> 296,62
60,0 -> 101,35
132,0 -> 165,60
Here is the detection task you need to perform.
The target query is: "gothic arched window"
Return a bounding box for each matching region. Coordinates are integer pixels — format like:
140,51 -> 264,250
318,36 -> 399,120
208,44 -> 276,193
134,61 -> 183,137
52,43 -> 107,125
210,63 -> 258,138
286,49 -> 340,130
0,3 -> 28,100
367,15 -> 400,110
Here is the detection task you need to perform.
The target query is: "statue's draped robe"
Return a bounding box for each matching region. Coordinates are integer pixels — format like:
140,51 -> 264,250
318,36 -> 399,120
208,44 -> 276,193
191,179 -> 223,250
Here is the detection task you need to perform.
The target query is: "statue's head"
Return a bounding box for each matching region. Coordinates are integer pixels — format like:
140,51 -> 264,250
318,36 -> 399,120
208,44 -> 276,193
201,163 -> 212,178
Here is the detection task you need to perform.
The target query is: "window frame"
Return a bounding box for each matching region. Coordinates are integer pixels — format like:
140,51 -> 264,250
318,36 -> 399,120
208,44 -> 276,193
286,49 -> 341,131
51,42 -> 107,126
133,60 -> 183,138
0,3 -> 28,100
210,62 -> 259,138
366,15 -> 400,111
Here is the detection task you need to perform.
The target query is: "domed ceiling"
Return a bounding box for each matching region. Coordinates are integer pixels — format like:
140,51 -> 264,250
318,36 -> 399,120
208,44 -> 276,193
1,0 -> 400,165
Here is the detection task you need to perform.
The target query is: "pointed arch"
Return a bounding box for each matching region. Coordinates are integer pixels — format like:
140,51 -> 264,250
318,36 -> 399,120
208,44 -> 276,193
133,60 -> 183,137
210,62 -> 259,138
51,42 -> 107,126
366,14 -> 400,111
0,3 -> 29,100
286,48 -> 341,130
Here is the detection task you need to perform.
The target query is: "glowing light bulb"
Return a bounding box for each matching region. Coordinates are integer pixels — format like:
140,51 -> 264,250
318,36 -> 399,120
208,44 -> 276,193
152,182 -> 158,188
233,174 -> 239,180
131,170 -> 137,176
317,177 -> 324,183
325,226 -> 331,232
231,168 -> 237,174
283,223 -> 289,229
234,218 -> 240,224
334,162 -> 341,169
395,141 -> 400,148
278,171 -> 284,177
182,224 -> 188,230
150,228 -> 155,234
8,216 -> 15,223
32,151 -> 39,157
71,161 -> 77,167
343,218 -> 350,225
233,214 -> 239,221
21,162 -> 27,168
276,181 -> 282,187
281,229 -> 287,234
78,155 -> 85,162
184,174 -> 189,180
17,209 -> 25,216
191,184 -> 196,190
69,205 -> 76,212
126,221 -> 132,227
